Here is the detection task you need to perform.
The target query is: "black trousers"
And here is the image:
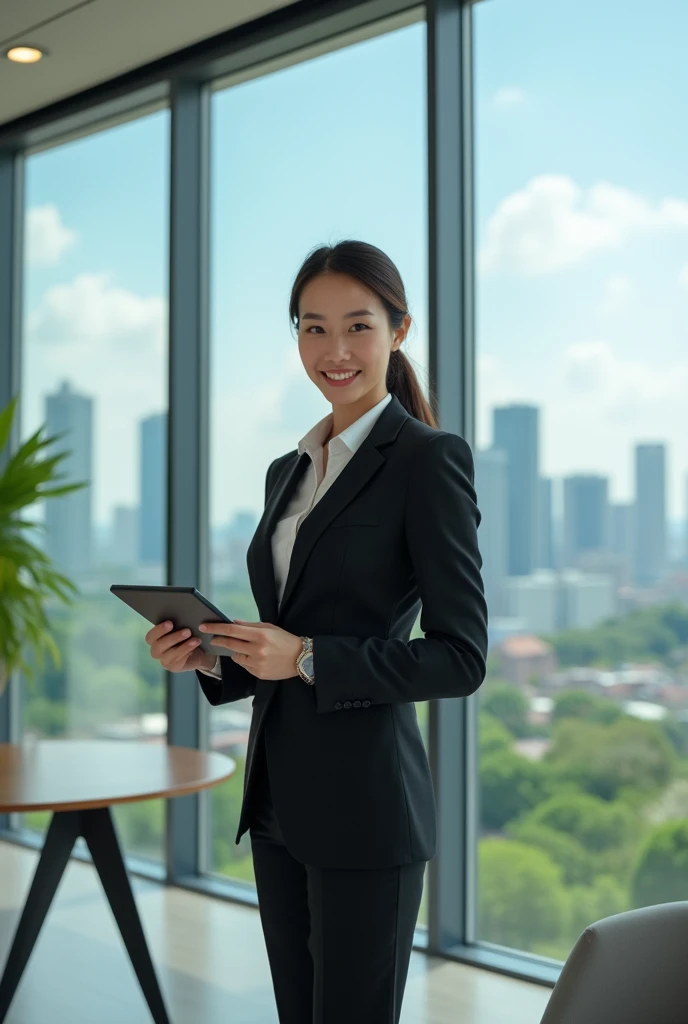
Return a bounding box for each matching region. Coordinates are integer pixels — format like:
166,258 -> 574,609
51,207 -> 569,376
247,734 -> 426,1024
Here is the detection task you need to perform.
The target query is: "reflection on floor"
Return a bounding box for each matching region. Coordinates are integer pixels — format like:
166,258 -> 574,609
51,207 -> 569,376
0,841 -> 551,1024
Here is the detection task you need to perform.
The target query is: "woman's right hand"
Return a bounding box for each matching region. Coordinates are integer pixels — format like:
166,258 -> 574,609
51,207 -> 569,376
145,620 -> 217,673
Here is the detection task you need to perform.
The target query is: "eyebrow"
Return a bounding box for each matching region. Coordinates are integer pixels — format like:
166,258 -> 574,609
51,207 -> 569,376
301,309 -> 376,321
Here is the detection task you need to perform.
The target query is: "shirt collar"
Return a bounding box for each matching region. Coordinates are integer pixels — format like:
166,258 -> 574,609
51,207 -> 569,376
298,392 -> 392,459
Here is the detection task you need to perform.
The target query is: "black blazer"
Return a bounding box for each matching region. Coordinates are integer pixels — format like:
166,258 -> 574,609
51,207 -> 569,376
196,393 -> 488,869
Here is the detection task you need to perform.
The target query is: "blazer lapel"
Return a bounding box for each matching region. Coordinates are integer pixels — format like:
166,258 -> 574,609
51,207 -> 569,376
248,393 -> 409,625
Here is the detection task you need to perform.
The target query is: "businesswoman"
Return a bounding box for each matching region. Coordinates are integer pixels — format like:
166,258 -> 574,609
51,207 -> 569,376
146,239 -> 488,1023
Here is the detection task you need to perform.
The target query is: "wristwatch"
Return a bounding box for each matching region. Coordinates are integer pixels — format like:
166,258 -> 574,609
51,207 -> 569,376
296,636 -> 315,685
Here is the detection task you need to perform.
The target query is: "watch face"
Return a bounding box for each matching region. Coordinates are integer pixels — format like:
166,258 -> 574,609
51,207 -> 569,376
302,653 -> 314,676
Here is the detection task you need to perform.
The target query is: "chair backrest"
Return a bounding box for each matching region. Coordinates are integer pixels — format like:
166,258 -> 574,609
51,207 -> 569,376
539,901 -> 688,1024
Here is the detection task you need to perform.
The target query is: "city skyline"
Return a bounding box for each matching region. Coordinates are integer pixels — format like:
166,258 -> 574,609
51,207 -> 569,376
41,379 -> 688,581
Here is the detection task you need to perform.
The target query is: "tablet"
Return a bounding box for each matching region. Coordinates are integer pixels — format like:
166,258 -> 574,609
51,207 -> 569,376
110,584 -> 233,657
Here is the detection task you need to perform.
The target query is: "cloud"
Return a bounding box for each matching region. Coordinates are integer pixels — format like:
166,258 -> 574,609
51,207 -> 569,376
27,272 -> 166,356
560,340 -> 688,413
23,274 -> 169,519
600,274 -> 632,314
26,204 -> 77,266
493,87 -> 526,110
479,175 -> 688,276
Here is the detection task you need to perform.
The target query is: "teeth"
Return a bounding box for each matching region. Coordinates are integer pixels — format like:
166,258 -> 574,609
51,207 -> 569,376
325,371 -> 358,380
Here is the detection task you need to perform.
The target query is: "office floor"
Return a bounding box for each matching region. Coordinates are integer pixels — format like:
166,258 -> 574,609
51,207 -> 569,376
0,841 -> 551,1024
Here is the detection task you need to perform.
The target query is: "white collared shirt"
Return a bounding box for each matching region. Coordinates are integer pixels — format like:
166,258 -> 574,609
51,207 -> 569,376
200,392 -> 392,679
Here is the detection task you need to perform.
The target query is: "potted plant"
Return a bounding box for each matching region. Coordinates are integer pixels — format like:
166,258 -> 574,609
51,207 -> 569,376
0,393 -> 89,695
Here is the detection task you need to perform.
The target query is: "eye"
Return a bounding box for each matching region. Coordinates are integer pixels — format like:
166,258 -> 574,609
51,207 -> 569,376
304,323 -> 370,334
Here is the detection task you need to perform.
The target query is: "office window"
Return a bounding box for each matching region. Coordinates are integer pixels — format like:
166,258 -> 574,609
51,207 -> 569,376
20,111 -> 170,862
474,0 -> 688,959
206,15 -> 429,914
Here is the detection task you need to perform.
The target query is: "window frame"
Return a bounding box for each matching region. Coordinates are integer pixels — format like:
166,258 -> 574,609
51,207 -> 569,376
0,0 -> 560,990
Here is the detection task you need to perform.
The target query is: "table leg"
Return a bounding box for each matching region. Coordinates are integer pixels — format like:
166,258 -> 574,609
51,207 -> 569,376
0,810 -> 80,1021
81,806 -> 171,1024
0,807 -> 172,1024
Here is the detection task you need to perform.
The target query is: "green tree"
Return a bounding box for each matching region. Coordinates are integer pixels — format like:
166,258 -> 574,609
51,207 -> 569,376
631,819 -> 688,908
506,819 -> 596,886
481,684 -> 530,738
548,601 -> 688,670
546,717 -> 674,801
660,714 -> 688,758
114,799 -> 165,857
524,791 -> 636,854
552,689 -> 622,727
478,838 -> 567,951
479,711 -> 513,756
566,875 -> 628,941
480,749 -> 547,830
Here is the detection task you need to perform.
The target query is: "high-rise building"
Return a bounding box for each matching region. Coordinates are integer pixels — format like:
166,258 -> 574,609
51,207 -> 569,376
44,380 -> 93,576
493,404 -> 539,577
474,448 -> 509,617
562,475 -> 609,569
610,502 -> 635,580
226,510 -> 259,578
634,443 -> 666,586
112,505 -> 140,566
140,412 -> 167,568
537,477 -> 555,569
504,570 -> 558,634
559,569 -> 615,630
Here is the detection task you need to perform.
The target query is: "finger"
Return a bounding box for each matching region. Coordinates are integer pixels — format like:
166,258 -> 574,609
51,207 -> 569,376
151,628 -> 196,659
146,620 -> 173,646
163,636 -> 202,670
213,636 -> 254,655
199,621 -> 260,636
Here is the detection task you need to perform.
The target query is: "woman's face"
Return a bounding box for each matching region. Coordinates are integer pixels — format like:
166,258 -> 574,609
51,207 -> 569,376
297,272 -> 409,412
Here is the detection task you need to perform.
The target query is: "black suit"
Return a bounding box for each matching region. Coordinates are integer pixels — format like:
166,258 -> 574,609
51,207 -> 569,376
196,393 -> 488,1022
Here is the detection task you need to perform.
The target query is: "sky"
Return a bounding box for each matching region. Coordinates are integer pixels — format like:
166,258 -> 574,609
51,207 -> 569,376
20,0 -> 688,534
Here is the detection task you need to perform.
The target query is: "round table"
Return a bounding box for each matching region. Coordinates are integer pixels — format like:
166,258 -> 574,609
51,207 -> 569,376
0,740 -> 235,1024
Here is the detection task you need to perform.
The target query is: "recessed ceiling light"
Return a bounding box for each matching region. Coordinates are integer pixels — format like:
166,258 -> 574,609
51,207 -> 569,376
5,46 -> 46,64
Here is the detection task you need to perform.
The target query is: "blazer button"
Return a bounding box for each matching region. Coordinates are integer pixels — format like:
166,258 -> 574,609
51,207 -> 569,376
343,701 -> 352,709
334,701 -> 343,710
362,700 -> 371,708
353,700 -> 362,708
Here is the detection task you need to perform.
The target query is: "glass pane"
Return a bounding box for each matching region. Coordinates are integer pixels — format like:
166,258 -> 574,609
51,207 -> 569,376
475,0 -> 688,959
206,19 -> 430,924
19,112 -> 170,862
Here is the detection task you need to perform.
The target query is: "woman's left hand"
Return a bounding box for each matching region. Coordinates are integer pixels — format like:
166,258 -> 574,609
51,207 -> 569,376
199,620 -> 303,680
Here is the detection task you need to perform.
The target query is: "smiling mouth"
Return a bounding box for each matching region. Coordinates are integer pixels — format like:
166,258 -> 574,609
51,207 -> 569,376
321,370 -> 361,382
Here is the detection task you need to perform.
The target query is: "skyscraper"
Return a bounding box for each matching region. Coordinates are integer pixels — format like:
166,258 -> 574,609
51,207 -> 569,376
562,475 -> 609,569
537,477 -> 555,569
474,448 -> 509,617
139,412 -> 167,568
634,443 -> 666,587
44,380 -> 93,576
610,502 -> 635,579
493,404 -> 539,577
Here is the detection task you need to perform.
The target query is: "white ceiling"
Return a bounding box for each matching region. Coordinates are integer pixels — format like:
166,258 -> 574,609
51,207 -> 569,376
0,0 -> 291,126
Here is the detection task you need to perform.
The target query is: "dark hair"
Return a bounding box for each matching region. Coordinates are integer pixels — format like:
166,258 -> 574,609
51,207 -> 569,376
288,240 -> 438,427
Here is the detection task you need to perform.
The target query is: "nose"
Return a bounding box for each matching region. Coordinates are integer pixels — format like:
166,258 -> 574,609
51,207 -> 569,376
327,331 -> 352,359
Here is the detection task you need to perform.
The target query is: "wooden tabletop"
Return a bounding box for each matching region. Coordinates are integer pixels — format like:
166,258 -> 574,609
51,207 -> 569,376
0,741 -> 235,813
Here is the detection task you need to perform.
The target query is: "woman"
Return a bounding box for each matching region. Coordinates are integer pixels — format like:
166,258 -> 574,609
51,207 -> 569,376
146,239 -> 488,1023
